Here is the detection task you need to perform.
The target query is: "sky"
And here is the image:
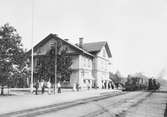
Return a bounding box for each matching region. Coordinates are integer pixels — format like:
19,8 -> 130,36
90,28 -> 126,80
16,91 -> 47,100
0,0 -> 167,78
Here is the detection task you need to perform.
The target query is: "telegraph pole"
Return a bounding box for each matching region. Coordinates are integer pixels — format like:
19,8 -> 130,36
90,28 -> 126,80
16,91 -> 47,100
30,0 -> 34,93
54,41 -> 57,94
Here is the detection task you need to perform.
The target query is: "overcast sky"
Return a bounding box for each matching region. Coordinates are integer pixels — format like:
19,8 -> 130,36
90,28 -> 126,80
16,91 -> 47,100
1,0 -> 167,78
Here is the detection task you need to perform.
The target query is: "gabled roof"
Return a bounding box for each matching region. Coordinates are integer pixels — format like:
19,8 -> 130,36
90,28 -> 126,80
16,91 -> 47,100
83,41 -> 106,52
83,41 -> 112,57
26,34 -> 112,58
26,34 -> 94,58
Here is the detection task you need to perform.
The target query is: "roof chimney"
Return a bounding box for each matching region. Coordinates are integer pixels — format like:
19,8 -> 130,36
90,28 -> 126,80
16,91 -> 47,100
64,39 -> 69,42
79,37 -> 83,48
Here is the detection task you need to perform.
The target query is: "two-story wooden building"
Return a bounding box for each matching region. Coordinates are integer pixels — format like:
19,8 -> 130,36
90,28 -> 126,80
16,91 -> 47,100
27,33 -> 112,89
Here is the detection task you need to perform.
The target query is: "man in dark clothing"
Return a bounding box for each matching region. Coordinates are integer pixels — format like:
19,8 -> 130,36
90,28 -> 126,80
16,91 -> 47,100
34,81 -> 39,95
76,83 -> 79,91
57,82 -> 61,93
41,80 -> 45,94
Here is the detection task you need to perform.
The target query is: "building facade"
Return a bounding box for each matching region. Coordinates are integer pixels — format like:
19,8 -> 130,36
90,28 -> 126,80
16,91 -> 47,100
82,41 -> 112,89
27,34 -> 112,89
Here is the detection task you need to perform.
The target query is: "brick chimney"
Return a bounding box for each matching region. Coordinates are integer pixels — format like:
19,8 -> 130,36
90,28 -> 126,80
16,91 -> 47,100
64,39 -> 69,42
79,37 -> 83,48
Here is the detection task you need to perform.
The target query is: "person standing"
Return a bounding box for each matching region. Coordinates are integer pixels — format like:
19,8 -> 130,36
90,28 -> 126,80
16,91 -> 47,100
57,81 -> 61,93
87,82 -> 90,90
41,80 -> 45,94
34,81 -> 39,95
47,80 -> 51,94
76,83 -> 79,91
73,83 -> 76,91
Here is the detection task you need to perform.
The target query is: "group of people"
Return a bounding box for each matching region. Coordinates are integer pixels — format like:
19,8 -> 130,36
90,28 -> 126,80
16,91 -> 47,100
73,82 -> 91,91
102,81 -> 114,89
34,80 -> 61,95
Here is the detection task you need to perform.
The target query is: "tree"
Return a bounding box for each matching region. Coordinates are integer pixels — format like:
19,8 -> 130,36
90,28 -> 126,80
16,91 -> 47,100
9,64 -> 30,88
35,40 -> 72,84
0,23 -> 26,95
109,71 -> 122,88
57,45 -> 72,82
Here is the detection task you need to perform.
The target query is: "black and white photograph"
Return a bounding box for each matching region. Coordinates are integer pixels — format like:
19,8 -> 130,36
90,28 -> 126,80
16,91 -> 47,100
0,0 -> 167,117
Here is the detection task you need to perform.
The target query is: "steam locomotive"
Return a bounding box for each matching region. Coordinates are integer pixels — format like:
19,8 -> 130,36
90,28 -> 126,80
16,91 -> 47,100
123,77 -> 160,91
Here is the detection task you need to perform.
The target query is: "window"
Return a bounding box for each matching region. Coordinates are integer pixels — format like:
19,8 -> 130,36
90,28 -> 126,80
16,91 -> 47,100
36,58 -> 40,65
85,58 -> 87,67
36,49 -> 41,54
84,57 -> 86,67
88,59 -> 90,68
103,50 -> 106,57
50,48 -> 55,56
101,61 -> 104,70
105,62 -> 107,70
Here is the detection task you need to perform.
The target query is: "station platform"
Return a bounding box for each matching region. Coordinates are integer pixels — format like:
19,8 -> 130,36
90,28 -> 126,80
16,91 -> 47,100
0,88 -> 121,115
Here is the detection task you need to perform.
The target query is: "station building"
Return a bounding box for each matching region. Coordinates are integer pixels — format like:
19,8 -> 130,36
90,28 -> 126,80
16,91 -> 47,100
27,34 -> 112,89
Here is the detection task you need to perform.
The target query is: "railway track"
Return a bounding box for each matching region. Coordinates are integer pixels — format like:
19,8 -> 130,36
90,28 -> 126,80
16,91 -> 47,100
80,91 -> 153,117
0,91 -> 127,117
